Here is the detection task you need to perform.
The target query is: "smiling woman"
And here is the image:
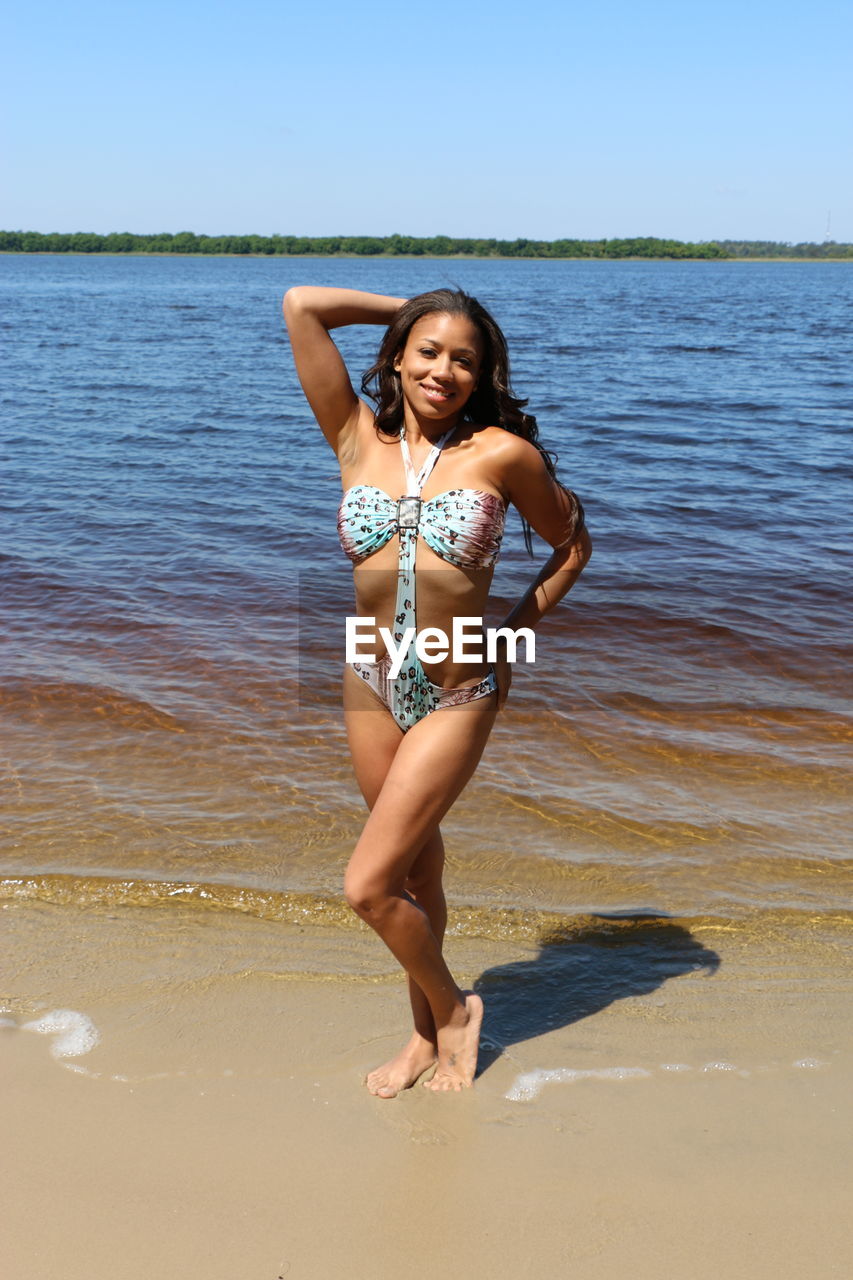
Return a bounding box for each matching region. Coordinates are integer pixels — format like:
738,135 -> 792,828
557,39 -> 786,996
282,284 -> 590,1097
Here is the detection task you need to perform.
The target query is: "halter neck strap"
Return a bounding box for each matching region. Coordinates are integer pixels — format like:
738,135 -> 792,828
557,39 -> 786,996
400,425 -> 457,496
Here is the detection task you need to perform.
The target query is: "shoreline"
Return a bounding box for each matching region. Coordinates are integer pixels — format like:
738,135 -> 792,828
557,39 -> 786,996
2,250 -> 852,262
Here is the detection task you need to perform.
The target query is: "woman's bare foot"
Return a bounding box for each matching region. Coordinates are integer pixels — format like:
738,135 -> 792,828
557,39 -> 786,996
423,993 -> 483,1092
365,1031 -> 438,1099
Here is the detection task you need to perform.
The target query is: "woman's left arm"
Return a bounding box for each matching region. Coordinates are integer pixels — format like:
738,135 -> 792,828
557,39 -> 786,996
492,436 -> 592,706
500,529 -> 592,631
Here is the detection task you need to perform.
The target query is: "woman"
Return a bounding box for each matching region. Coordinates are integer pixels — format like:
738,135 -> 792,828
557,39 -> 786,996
283,285 -> 591,1097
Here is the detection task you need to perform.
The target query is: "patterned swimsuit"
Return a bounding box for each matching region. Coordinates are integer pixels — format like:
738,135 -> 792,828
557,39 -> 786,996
337,426 -> 506,731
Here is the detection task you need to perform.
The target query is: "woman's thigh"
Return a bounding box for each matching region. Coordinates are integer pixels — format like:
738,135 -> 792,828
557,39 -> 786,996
346,690 -> 497,893
344,666 -> 443,894
343,664 -> 405,808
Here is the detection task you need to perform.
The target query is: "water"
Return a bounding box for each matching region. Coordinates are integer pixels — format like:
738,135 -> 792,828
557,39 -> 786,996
2,255 -> 852,968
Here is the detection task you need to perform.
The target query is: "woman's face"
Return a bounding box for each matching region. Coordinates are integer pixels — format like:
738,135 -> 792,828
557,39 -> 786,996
394,312 -> 484,421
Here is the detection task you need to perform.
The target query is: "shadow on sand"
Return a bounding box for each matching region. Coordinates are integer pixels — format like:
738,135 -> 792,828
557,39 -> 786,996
473,912 -> 721,1076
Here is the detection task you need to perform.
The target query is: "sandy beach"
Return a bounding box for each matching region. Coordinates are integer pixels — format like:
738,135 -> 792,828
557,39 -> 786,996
3,900 -> 850,1280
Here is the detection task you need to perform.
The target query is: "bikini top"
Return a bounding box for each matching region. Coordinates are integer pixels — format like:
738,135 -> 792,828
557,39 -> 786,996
337,427 -> 505,569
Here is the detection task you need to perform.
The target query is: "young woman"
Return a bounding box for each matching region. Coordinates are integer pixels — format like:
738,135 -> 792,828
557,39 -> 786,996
283,285 -> 591,1097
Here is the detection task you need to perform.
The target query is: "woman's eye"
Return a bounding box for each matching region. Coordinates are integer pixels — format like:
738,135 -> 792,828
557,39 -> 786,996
419,347 -> 436,357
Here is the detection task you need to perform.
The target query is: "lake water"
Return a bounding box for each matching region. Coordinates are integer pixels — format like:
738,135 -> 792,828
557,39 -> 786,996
2,254 -> 851,982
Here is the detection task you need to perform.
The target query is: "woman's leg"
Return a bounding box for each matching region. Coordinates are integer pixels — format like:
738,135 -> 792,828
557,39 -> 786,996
345,670 -> 445,1094
403,830 -> 447,1045
344,670 -> 497,1093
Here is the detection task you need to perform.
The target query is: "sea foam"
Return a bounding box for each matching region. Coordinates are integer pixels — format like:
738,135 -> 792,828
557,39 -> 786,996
20,1009 -> 100,1061
505,1055 -> 832,1101
506,1066 -> 650,1102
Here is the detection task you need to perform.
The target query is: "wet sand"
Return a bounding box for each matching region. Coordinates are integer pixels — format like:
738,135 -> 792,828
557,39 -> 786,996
3,904 -> 851,1280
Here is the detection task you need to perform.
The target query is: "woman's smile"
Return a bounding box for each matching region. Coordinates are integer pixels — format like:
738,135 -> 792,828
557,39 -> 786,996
420,382 -> 455,403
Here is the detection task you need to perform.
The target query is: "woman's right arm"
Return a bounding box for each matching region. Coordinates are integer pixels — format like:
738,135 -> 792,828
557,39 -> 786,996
282,287 -> 405,456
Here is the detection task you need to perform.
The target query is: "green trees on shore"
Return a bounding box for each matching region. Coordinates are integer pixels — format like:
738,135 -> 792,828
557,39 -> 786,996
1,230 -> 851,258
714,239 -> 852,258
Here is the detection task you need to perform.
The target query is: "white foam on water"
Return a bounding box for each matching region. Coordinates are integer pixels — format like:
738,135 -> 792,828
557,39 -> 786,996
504,1054 -> 837,1101
20,1009 -> 100,1061
506,1066 -> 651,1102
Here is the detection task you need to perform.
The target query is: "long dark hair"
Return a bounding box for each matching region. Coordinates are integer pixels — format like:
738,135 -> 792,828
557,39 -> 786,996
361,288 -> 584,553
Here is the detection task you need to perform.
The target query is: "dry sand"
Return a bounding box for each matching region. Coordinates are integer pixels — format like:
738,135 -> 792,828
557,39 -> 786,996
2,907 -> 851,1280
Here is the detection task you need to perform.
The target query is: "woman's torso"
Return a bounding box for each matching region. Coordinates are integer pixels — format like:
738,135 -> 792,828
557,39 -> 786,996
337,416 -> 508,687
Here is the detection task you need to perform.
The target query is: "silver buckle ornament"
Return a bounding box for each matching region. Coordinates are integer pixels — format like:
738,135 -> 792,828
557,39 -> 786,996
396,496 -> 421,530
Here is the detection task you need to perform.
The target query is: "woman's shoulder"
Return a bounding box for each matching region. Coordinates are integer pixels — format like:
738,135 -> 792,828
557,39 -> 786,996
458,425 -> 547,503
468,424 -> 545,469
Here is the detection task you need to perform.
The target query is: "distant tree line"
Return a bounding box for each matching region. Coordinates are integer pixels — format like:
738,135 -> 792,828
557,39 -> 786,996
715,239 -> 853,259
1,230 -> 851,259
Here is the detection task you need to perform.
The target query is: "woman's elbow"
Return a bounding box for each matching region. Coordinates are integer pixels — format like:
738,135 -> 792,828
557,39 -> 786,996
558,527 -> 592,573
282,285 -> 306,321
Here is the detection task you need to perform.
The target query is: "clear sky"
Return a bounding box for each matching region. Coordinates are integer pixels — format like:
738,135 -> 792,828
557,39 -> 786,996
3,0 -> 851,242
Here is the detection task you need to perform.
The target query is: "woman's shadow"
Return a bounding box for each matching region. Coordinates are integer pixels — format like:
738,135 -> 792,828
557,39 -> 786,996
473,912 -> 721,1076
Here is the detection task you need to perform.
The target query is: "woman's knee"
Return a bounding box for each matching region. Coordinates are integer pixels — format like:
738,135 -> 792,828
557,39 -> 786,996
344,866 -> 392,919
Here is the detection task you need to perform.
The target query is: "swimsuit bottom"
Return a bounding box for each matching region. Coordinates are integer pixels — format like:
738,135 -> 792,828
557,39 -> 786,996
349,654 -> 497,732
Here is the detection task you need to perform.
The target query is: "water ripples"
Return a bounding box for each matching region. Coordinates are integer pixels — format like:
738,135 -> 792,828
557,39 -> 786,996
1,255 -> 851,935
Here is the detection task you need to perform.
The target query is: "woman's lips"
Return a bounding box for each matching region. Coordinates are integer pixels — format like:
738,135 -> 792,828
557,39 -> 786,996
421,384 -> 453,402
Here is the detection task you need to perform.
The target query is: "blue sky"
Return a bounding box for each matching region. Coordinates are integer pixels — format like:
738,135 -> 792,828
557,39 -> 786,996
3,0 -> 851,241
